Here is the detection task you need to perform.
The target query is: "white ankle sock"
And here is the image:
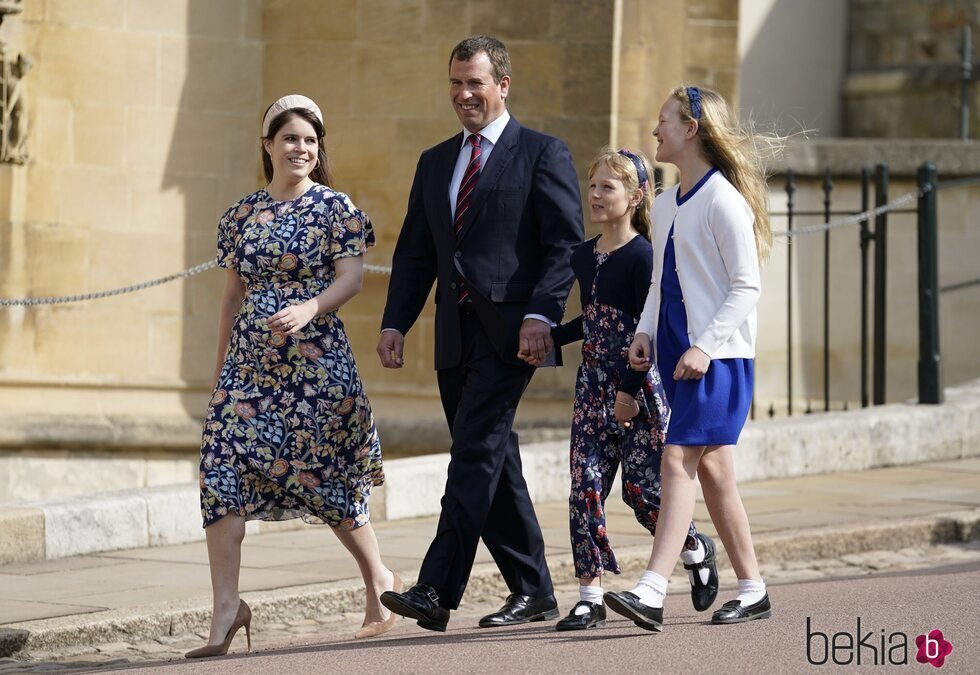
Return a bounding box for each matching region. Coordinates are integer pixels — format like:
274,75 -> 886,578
678,538 -> 709,585
735,578 -> 766,606
678,538 -> 705,565
629,571 -> 667,608
575,585 -> 603,614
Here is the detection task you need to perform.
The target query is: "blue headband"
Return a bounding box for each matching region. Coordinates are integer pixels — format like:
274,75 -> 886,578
686,86 -> 702,120
617,149 -> 649,188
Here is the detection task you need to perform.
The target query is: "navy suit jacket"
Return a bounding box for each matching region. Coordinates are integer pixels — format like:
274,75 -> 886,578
382,116 -> 584,369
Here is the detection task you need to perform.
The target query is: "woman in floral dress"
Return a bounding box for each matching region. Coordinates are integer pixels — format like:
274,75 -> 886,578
188,96 -> 401,658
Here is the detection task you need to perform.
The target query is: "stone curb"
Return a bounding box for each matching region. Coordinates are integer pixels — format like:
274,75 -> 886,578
1,508 -> 977,658
4,376 -> 979,564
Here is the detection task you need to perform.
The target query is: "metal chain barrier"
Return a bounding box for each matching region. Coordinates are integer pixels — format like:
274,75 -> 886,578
771,184 -> 929,238
1,184 -> 929,307
0,260 -> 394,307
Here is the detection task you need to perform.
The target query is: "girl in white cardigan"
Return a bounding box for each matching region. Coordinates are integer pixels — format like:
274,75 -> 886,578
604,86 -> 773,631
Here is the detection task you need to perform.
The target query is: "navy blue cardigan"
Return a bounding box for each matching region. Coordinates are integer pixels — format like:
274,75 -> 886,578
552,235 -> 653,396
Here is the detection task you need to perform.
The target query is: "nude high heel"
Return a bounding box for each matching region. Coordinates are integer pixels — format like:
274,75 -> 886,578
185,599 -> 252,659
354,573 -> 403,639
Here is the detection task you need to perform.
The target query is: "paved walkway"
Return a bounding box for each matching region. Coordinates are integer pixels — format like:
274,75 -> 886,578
1,457 -> 978,662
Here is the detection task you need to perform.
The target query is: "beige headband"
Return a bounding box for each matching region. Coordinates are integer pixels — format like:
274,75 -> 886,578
261,94 -> 323,137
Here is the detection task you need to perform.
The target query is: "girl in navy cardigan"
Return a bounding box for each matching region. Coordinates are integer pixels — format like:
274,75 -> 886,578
542,149 -> 718,631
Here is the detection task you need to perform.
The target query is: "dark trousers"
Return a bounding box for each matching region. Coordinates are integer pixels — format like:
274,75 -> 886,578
418,311 -> 554,609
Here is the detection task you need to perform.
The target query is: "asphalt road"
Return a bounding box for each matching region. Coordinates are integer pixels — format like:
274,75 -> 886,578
99,559 -> 978,675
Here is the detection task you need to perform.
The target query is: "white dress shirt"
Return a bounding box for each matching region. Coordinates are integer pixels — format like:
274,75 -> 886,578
449,111 -> 510,219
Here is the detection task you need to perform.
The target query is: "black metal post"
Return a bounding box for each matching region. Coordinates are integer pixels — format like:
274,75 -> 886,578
786,170 -> 796,416
917,162 -> 944,403
873,163 -> 888,405
822,168 -> 833,411
859,168 -> 871,408
961,25 -> 972,140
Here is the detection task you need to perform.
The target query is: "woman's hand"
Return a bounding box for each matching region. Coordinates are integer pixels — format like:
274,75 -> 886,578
673,346 -> 710,380
614,392 -> 640,428
268,299 -> 318,335
628,332 -> 653,371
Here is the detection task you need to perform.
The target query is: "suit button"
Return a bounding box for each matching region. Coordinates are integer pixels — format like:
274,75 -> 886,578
450,282 -> 457,290
454,251 -> 461,258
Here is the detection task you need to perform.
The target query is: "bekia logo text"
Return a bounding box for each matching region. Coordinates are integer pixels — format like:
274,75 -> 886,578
806,617 -> 953,668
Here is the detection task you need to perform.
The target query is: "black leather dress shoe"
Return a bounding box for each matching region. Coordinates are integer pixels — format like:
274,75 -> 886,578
710,594 -> 772,624
684,533 -> 720,612
603,591 -> 663,632
380,583 -> 450,632
555,601 -> 607,631
478,593 -> 559,628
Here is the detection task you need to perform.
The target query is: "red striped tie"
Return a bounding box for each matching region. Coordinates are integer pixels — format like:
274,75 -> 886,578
454,134 -> 482,304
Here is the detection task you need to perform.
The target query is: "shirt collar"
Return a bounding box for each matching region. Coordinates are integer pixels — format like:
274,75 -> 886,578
461,110 -> 511,149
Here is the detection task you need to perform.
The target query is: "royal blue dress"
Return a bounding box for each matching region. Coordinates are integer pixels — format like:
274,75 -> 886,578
656,193 -> 754,446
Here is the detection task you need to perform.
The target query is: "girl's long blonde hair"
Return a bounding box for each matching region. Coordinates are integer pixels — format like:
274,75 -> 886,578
671,86 -> 774,263
588,148 -> 654,241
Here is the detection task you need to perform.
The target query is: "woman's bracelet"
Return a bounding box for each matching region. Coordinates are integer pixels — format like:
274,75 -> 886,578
615,400 -> 638,408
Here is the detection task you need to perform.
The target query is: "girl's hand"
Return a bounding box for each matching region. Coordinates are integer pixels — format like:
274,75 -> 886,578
614,392 -> 640,427
628,332 -> 653,371
674,346 -> 710,380
269,300 -> 317,335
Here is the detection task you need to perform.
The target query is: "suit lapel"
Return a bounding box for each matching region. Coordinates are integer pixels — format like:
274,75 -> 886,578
456,117 -> 520,244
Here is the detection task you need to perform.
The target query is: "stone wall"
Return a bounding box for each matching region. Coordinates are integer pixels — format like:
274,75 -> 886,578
844,0 -> 980,138
615,0 -> 739,179
737,0 -> 847,137
0,1 -> 262,419
0,1 -> 741,474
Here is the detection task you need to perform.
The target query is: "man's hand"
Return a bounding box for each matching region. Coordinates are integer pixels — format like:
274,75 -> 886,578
517,318 -> 553,364
377,330 -> 405,369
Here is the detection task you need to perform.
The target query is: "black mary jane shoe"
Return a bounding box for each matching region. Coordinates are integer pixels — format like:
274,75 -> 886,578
684,533 -> 720,612
380,583 -> 450,632
478,593 -> 559,628
555,601 -> 607,631
603,591 -> 663,632
710,594 -> 772,624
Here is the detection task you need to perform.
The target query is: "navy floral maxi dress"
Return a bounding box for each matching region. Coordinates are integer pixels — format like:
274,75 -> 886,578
554,237 -> 699,578
199,183 -> 383,531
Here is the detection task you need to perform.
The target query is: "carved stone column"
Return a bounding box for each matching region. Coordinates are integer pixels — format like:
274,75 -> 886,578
0,0 -> 28,164
0,0 -> 28,366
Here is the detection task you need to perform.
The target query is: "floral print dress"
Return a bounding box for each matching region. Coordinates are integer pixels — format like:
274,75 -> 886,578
199,183 -> 383,531
567,244 -> 699,578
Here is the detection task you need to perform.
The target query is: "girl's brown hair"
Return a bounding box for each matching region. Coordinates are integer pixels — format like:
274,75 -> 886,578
261,108 -> 333,188
588,148 -> 654,241
671,86 -> 774,263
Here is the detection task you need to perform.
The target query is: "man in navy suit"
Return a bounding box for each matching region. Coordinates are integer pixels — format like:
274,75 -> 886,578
377,35 -> 584,632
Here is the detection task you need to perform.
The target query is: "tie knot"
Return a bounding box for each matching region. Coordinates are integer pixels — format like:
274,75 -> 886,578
468,134 -> 482,148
